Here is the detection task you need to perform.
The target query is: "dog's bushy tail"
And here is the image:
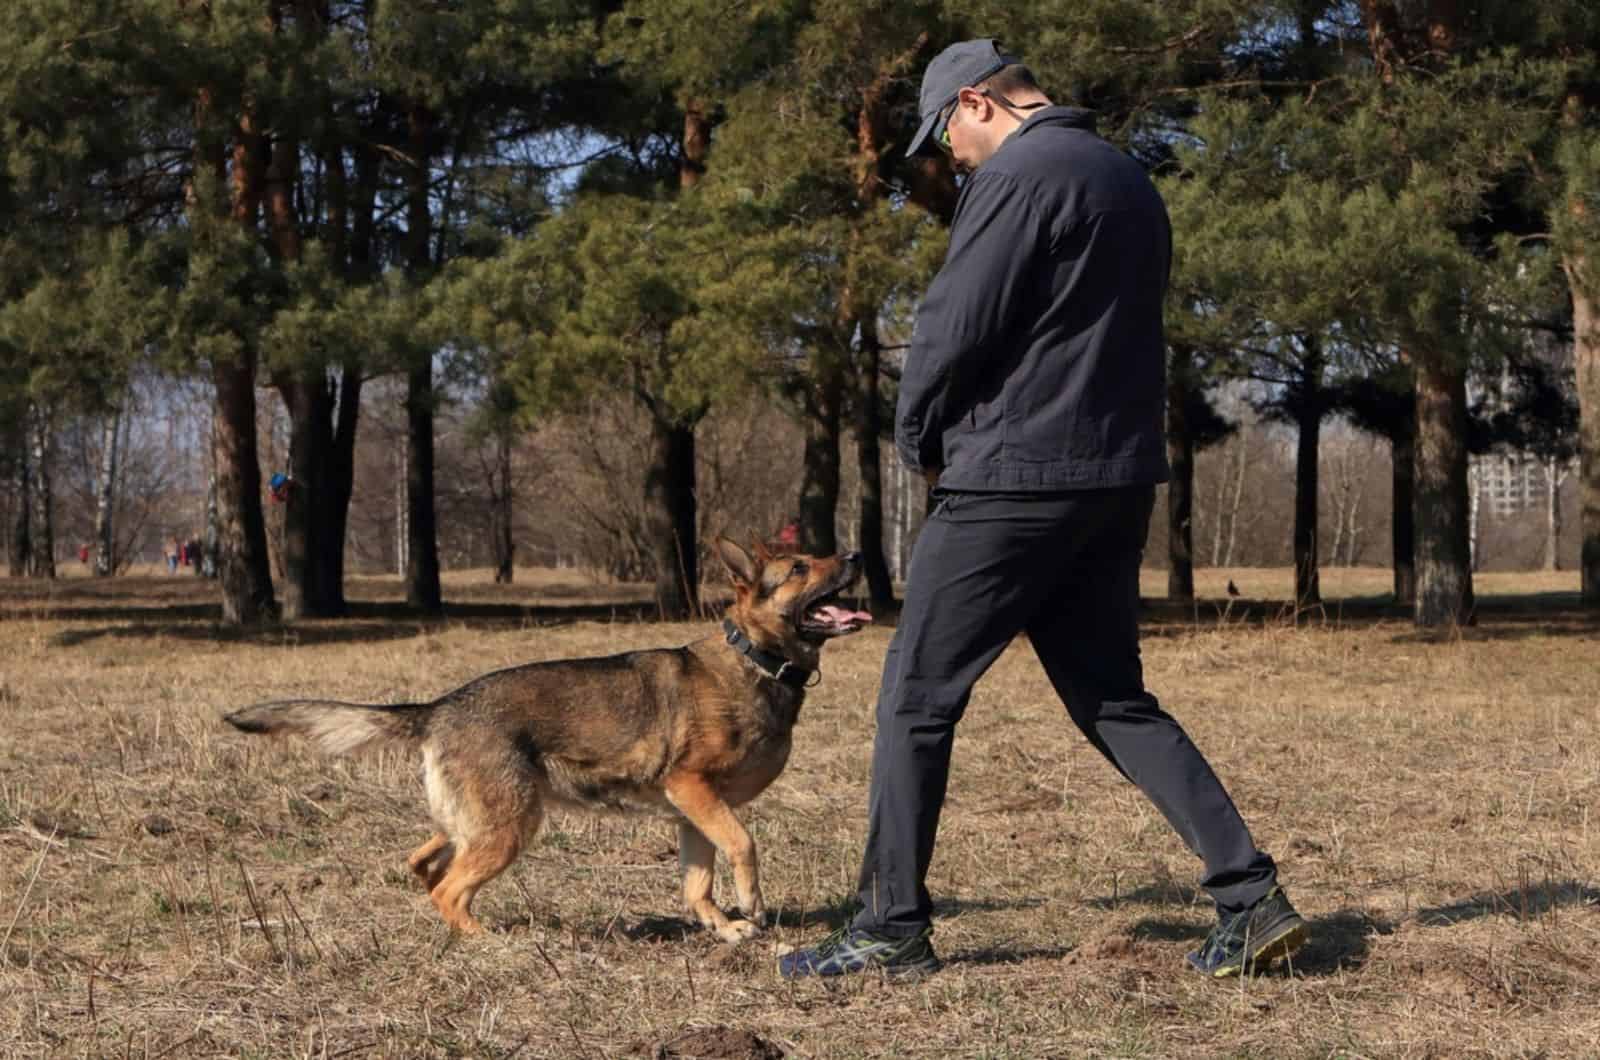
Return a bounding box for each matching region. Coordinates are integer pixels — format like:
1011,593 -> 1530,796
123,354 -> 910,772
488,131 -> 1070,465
223,699 -> 432,755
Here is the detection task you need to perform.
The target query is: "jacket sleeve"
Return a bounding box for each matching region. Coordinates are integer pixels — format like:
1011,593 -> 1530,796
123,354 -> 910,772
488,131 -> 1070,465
895,170 -> 1044,472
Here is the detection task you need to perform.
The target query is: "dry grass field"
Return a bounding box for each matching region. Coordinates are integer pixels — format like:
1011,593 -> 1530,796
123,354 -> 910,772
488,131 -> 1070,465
1,565 -> 1597,1059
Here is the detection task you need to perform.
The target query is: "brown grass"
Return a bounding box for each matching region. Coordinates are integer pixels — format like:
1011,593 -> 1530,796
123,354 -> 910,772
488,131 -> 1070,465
1,567 -> 1597,1058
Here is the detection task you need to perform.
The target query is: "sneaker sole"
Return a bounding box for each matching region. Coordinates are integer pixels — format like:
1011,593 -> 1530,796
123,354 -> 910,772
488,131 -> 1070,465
1208,918 -> 1309,978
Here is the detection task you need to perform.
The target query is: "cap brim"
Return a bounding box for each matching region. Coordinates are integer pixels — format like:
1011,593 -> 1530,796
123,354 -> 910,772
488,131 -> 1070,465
906,109 -> 943,158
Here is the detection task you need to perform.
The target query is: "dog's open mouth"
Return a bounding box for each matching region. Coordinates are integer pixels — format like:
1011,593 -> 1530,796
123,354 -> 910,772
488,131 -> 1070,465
800,592 -> 872,637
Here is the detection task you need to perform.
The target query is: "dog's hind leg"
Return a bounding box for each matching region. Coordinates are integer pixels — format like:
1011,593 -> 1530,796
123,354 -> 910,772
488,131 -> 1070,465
666,773 -> 764,943
430,831 -> 520,934
679,820 -> 756,944
428,787 -> 542,935
407,832 -> 453,892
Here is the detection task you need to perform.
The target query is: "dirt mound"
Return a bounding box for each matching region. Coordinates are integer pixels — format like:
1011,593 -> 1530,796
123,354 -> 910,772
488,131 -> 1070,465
632,1025 -> 785,1060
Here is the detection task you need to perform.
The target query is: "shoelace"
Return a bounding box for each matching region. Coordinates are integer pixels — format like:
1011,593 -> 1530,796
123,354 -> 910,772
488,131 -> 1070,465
1201,910 -> 1249,959
811,925 -> 852,957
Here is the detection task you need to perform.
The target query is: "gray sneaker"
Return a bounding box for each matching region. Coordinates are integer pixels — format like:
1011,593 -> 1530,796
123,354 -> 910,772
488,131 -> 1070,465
778,925 -> 942,980
1186,886 -> 1309,977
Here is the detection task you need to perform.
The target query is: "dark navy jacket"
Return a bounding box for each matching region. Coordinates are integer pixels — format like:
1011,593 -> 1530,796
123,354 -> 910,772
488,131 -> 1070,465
895,107 -> 1172,491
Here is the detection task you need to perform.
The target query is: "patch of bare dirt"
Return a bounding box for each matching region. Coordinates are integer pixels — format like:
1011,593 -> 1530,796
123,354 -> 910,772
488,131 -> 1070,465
631,1025 -> 785,1059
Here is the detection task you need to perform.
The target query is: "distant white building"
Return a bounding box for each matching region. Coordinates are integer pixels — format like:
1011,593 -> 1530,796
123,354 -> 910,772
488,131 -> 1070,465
1474,453 -> 1545,518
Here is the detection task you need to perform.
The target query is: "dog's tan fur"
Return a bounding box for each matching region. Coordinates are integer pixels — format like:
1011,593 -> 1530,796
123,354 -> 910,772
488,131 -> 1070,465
223,538 -> 866,940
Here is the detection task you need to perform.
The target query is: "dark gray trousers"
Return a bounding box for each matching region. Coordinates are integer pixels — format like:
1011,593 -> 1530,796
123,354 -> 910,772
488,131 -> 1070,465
853,486 -> 1277,936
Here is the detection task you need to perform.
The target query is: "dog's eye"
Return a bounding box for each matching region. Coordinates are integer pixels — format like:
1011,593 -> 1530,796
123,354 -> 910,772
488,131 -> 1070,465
789,562 -> 808,578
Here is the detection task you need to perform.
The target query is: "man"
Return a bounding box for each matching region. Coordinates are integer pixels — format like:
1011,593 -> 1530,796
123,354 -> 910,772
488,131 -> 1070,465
779,39 -> 1307,980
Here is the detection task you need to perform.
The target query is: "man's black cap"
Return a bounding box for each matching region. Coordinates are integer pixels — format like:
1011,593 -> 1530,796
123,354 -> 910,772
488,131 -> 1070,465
906,38 -> 1021,158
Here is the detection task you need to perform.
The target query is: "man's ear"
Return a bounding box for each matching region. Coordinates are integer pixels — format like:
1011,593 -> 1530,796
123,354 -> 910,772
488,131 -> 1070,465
714,536 -> 758,588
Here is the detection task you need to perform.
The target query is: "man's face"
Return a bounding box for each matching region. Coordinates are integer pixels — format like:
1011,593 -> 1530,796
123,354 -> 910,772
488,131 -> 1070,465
937,88 -> 989,174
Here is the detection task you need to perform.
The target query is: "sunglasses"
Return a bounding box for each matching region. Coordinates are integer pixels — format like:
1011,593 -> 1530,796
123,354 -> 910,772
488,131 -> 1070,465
935,99 -> 958,153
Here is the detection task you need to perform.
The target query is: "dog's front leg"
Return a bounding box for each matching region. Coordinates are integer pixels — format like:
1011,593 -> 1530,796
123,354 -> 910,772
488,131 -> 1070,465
677,820 -> 758,943
666,775 -> 764,942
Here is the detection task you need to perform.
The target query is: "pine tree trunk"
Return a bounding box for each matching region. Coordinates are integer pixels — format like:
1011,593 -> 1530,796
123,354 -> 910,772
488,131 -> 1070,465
405,360 -> 442,613
856,316 -> 893,610
1293,395 -> 1322,605
1392,429 -> 1416,604
9,419 -> 30,577
277,373 -> 348,618
849,55 -> 903,612
493,429 -> 514,585
213,355 -> 277,623
193,92 -> 277,621
324,363 -> 361,603
1166,348 -> 1196,601
404,103 -> 442,614
644,410 -> 698,620
28,406 -> 54,579
1568,258 -> 1600,605
1413,356 -> 1474,625
94,409 -> 119,576
799,367 -> 842,556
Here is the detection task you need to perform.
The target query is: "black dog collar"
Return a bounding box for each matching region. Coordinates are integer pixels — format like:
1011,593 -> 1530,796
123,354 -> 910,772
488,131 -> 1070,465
723,619 -> 813,688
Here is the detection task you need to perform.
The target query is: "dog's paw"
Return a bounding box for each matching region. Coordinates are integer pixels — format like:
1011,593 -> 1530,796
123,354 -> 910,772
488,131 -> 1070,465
717,918 -> 764,944
738,900 -> 767,926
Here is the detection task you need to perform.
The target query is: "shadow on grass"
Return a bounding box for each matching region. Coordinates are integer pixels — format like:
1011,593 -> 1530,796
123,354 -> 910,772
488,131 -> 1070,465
1111,908 -> 1394,977
46,600 -> 672,648
947,943 -> 1076,966
1280,909 -> 1394,975
1086,879 -> 1203,910
1416,880 -> 1600,926
1136,595 -> 1598,641
16,575 -> 1596,646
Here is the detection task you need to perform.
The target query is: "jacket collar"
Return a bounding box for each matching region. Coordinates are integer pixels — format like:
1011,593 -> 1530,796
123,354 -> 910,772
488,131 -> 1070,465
1010,105 -> 1098,141
722,619 -> 812,688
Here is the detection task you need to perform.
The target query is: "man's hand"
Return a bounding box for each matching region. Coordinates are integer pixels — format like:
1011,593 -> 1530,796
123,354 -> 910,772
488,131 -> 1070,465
922,467 -> 942,488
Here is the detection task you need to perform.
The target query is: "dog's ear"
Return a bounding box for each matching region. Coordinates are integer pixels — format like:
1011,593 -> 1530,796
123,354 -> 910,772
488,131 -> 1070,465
714,536 -> 758,588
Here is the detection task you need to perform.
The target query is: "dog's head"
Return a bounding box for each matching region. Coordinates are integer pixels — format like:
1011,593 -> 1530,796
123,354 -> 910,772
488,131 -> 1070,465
715,536 -> 870,661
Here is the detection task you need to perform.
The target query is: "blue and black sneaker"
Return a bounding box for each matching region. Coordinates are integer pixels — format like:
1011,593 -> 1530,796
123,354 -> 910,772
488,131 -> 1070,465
778,925 -> 942,980
1186,886 -> 1309,977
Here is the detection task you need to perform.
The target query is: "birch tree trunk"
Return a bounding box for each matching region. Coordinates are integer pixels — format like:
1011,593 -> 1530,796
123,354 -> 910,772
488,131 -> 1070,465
1544,457 -> 1563,571
1344,466 -> 1365,566
1224,429 -> 1249,568
1210,438 -> 1230,566
94,409 -> 120,576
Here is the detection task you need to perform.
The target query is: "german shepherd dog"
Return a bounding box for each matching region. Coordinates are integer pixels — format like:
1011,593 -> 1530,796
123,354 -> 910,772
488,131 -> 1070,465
223,539 -> 870,941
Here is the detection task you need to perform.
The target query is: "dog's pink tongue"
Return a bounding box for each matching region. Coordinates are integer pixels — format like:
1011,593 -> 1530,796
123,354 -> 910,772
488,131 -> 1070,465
818,604 -> 872,626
